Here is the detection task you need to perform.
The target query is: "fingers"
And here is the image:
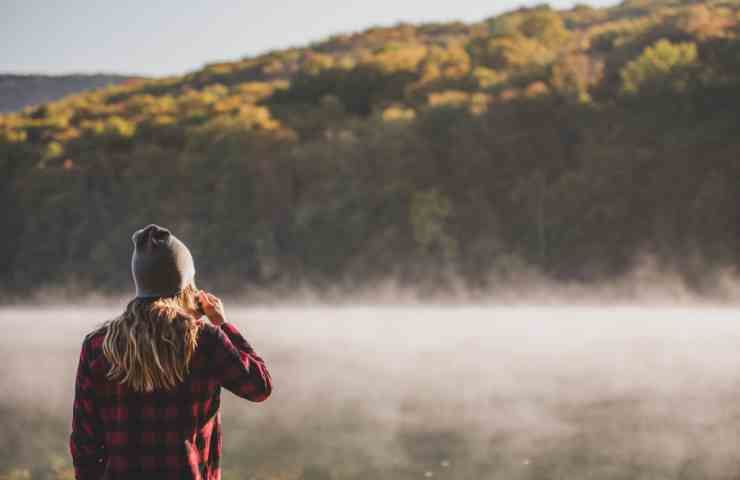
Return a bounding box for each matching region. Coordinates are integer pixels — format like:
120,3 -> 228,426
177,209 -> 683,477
206,293 -> 220,304
196,291 -> 226,325
199,291 -> 223,312
199,291 -> 213,307
207,294 -> 223,310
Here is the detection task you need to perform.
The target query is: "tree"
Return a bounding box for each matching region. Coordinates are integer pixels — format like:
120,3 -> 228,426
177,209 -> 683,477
620,39 -> 698,94
549,53 -> 604,102
409,189 -> 457,260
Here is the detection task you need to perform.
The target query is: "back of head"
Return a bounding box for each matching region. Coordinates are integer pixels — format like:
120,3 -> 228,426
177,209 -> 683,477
102,225 -> 201,392
131,224 -> 195,299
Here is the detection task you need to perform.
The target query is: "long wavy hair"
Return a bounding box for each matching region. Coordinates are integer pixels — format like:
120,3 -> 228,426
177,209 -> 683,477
101,284 -> 202,392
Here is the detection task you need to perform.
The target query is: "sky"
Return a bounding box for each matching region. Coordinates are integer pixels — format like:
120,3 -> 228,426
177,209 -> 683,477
2,0 -> 617,77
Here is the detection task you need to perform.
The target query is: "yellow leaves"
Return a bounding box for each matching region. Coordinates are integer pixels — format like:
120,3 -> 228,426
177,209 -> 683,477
469,93 -> 493,114
261,58 -> 286,76
0,128 -> 27,144
127,94 -> 176,116
177,86 -> 226,112
467,13 -> 561,73
417,62 -> 441,85
424,44 -> 471,79
587,17 -> 655,51
336,55 -> 357,70
473,67 -> 506,88
44,141 -> 63,160
382,104 -> 416,122
410,43 -> 473,94
195,105 -> 282,139
239,105 -> 281,131
35,142 -> 76,172
492,81 -> 551,102
150,114 -> 176,126
499,87 -> 519,101
212,95 -> 244,114
518,8 -> 571,45
52,128 -> 81,142
235,81 -> 286,102
485,35 -> 555,70
303,53 -> 335,75
488,6 -> 571,45
428,90 -> 470,107
620,39 -> 698,94
550,53 -> 604,101
674,4 -> 735,40
524,81 -> 550,98
78,119 -> 100,135
427,91 -> 492,114
369,43 -> 428,73
105,116 -> 137,138
81,116 -> 136,138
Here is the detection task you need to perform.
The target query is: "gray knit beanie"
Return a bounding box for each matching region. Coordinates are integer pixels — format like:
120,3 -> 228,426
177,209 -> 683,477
131,224 -> 195,298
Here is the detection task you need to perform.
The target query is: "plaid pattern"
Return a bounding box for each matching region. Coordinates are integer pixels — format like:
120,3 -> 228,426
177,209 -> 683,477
70,320 -> 272,480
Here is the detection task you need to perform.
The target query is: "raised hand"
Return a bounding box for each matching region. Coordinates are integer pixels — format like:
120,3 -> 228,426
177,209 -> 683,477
199,291 -> 226,326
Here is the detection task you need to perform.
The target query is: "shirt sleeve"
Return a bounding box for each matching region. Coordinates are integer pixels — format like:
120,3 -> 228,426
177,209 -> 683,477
69,337 -> 106,480
211,322 -> 272,402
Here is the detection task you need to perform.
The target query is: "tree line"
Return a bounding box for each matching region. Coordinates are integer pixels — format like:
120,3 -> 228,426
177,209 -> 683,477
2,0 -> 740,299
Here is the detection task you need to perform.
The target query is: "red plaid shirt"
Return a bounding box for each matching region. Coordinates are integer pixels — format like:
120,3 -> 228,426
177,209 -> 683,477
70,320 -> 272,480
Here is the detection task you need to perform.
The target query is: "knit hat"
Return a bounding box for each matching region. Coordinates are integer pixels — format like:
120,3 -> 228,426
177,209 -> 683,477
131,224 -> 195,298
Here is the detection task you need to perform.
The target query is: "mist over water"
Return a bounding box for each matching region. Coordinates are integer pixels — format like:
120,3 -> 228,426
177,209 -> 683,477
2,305 -> 740,479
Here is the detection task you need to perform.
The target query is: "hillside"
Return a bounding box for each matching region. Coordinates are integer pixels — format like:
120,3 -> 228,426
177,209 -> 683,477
2,0 -> 740,298
0,74 -> 135,113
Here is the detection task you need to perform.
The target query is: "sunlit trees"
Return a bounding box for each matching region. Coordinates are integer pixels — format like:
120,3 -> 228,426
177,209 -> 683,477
472,66 -> 507,88
516,7 -> 571,45
674,4 -> 734,40
467,6 -> 571,79
550,53 -> 604,102
370,43 -> 428,73
620,39 -> 698,94
1,0 -> 740,298
482,35 -> 555,71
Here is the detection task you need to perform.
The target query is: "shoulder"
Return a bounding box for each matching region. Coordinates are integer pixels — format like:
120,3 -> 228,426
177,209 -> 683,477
196,321 -> 235,352
75,324 -> 110,376
196,320 -> 222,342
82,324 -> 108,354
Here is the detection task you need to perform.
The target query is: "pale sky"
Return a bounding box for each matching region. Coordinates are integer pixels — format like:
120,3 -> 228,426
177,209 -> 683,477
2,0 -> 617,77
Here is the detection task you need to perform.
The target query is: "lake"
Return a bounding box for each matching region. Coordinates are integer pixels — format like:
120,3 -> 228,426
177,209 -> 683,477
1,306 -> 739,479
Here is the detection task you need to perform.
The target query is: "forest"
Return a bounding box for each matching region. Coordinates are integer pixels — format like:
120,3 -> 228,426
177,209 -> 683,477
2,0 -> 740,300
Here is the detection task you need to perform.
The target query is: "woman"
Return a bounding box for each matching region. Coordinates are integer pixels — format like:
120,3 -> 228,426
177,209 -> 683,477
70,224 -> 272,480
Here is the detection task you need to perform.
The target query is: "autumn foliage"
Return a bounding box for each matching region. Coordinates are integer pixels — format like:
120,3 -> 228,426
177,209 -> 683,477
2,0 -> 740,297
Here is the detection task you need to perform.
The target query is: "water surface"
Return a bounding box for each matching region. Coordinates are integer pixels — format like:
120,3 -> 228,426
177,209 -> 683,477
2,306 -> 739,479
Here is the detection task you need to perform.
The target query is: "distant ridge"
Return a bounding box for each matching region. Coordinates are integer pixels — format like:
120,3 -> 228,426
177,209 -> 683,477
0,74 -> 138,112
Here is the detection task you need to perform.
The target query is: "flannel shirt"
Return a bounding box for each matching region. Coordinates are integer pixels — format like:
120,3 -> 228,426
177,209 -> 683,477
70,320 -> 272,480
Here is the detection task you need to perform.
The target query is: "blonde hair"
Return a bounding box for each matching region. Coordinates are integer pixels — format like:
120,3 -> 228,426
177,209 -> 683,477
101,284 -> 201,392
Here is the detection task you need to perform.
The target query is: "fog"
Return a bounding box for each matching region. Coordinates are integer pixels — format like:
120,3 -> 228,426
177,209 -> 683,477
2,306 -> 740,479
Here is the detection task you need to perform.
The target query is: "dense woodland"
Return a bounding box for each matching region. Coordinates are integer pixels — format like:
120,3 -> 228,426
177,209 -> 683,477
0,74 -> 134,113
3,0 -> 740,299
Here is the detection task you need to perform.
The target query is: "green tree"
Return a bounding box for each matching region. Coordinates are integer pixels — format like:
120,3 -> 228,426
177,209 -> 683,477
620,39 -> 698,94
409,189 -> 457,260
